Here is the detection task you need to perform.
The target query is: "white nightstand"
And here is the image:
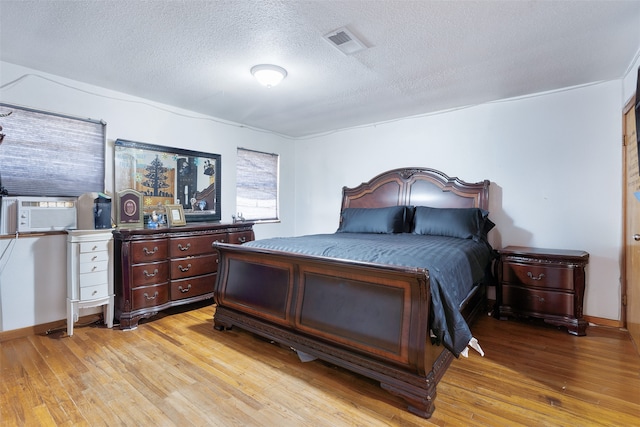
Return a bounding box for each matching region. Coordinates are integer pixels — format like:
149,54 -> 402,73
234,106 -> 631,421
66,229 -> 114,336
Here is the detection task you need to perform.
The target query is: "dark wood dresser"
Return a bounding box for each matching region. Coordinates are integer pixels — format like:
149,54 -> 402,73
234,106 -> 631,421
113,222 -> 254,329
497,246 -> 589,335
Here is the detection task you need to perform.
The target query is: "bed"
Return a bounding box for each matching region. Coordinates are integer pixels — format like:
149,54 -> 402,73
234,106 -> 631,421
212,167 -> 494,418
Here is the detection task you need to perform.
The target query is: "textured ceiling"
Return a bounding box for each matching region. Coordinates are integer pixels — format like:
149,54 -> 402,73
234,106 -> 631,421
1,0 -> 639,138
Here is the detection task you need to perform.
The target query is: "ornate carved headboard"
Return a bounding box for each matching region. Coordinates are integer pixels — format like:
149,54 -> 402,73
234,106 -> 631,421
341,167 -> 490,213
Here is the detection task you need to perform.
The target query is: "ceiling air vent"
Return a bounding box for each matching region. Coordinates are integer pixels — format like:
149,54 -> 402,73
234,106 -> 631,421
323,27 -> 367,55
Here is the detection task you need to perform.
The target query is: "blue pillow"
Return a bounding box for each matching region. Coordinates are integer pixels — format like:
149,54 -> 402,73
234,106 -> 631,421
338,206 -> 406,234
412,206 -> 494,240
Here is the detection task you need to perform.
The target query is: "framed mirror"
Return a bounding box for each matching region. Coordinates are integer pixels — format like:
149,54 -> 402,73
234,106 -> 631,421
114,139 -> 221,222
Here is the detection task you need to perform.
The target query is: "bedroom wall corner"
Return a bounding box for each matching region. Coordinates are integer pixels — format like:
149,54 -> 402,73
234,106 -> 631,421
294,81 -> 624,322
0,61 -> 296,332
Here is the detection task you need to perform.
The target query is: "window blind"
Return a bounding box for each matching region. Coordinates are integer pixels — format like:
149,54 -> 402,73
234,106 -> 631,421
236,148 -> 279,221
0,103 -> 106,197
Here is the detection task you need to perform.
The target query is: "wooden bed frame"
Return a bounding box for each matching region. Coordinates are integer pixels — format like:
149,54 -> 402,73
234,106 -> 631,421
213,167 -> 490,418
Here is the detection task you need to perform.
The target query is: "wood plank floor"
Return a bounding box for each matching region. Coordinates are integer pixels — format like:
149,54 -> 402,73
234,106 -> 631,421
2,303 -> 639,426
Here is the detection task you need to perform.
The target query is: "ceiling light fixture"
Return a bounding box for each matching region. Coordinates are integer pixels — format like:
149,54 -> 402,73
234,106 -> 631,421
251,64 -> 287,88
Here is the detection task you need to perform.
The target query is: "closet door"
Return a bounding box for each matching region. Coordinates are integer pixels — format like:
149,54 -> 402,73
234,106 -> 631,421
623,98 -> 640,352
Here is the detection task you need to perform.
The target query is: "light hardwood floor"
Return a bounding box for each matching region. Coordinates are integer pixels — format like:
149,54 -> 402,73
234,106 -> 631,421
2,303 -> 639,426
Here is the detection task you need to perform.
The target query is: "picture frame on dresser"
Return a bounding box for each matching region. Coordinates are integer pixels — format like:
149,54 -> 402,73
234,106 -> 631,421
116,189 -> 144,228
166,204 -> 186,227
114,139 -> 221,222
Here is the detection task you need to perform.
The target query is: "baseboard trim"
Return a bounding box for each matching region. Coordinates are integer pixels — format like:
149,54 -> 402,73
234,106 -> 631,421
584,315 -> 622,329
1,313 -> 623,342
0,314 -> 103,343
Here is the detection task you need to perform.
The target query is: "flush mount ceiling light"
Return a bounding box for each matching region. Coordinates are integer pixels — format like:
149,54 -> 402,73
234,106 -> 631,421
251,64 -> 287,88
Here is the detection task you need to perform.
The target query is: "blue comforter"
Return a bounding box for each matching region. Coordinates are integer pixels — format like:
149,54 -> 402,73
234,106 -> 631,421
244,233 -> 493,356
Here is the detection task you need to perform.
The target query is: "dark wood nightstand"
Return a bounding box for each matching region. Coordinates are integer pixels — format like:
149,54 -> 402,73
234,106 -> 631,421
496,246 -> 589,335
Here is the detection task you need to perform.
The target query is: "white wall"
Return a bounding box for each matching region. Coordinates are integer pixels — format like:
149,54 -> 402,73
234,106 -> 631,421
0,61 -> 296,331
623,51 -> 640,103
295,81 -> 624,322
1,57 -> 635,331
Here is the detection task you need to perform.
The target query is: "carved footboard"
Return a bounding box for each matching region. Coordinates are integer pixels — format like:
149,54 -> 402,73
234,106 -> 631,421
213,242 -> 452,418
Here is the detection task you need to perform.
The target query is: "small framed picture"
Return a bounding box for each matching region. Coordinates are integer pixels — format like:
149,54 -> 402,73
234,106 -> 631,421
116,189 -> 144,228
166,204 -> 186,227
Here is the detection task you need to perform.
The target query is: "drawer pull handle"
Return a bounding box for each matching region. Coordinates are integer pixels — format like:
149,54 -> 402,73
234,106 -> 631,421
144,291 -> 159,300
143,246 -> 159,255
179,263 -> 192,272
178,284 -> 192,293
92,245 -> 98,251
91,255 -> 98,261
91,266 -> 98,272
143,269 -> 159,277
92,290 -> 98,296
238,237 -> 247,243
527,272 -> 545,281
527,294 -> 545,303
178,243 -> 191,251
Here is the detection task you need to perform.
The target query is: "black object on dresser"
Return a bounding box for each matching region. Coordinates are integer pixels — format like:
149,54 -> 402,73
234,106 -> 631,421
113,222 -> 254,329
497,246 -> 589,336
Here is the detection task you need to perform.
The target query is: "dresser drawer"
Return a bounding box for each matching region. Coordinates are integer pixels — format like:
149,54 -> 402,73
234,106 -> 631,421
228,230 -> 254,245
131,261 -> 169,287
79,270 -> 108,288
169,234 -> 226,258
79,239 -> 110,253
502,261 -> 575,291
131,284 -> 169,310
170,273 -> 216,300
80,283 -> 109,300
79,259 -> 108,275
501,284 -> 574,317
170,253 -> 218,279
131,240 -> 168,263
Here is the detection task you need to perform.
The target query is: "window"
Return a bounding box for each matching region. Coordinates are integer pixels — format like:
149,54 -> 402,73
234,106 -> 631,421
0,103 -> 105,197
236,148 -> 279,221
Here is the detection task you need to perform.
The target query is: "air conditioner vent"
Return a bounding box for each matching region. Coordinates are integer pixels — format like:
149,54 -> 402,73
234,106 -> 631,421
328,31 -> 352,46
323,27 -> 367,55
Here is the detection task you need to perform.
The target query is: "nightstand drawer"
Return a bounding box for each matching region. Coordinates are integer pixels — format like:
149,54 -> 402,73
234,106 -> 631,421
79,240 -> 109,253
79,260 -> 108,274
80,283 -> 109,300
79,270 -> 108,288
80,251 -> 109,264
502,284 -> 574,317
502,262 -> 575,290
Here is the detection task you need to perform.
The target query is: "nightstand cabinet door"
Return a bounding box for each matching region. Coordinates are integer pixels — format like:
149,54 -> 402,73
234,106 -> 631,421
497,246 -> 589,336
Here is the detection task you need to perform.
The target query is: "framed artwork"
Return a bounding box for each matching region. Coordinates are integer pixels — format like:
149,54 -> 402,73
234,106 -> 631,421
116,189 -> 144,228
114,139 -> 221,222
166,204 -> 186,227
